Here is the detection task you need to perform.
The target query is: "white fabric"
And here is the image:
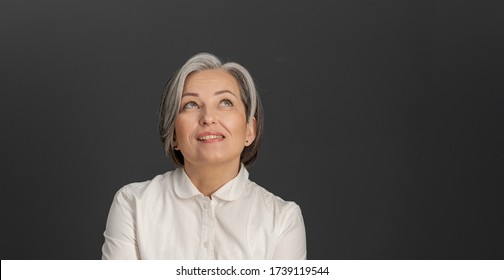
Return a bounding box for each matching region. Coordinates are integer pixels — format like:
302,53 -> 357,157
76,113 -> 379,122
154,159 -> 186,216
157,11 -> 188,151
102,165 -> 306,259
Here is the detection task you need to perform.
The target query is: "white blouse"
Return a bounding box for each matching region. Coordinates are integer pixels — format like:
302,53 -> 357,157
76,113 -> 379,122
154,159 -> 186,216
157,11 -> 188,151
102,165 -> 306,259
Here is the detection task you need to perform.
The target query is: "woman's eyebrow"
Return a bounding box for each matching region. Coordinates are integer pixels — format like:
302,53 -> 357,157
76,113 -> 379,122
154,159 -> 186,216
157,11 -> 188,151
182,90 -> 236,98
215,90 -> 236,96
181,92 -> 198,98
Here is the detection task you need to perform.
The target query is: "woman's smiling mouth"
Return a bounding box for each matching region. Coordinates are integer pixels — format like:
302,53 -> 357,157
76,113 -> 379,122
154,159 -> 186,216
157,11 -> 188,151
197,135 -> 225,141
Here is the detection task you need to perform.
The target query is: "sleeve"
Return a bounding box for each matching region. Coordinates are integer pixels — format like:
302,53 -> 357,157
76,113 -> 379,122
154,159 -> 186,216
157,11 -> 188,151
101,186 -> 140,260
272,203 -> 307,260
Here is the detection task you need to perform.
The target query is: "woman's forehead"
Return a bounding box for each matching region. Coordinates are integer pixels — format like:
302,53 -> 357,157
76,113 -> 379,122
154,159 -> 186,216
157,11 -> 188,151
183,70 -> 238,92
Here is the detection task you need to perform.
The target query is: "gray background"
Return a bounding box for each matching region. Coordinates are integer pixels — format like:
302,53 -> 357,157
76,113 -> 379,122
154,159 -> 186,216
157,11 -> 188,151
1,0 -> 503,259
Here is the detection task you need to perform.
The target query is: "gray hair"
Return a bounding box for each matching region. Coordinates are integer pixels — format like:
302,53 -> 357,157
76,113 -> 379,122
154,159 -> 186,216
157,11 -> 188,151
159,53 -> 264,167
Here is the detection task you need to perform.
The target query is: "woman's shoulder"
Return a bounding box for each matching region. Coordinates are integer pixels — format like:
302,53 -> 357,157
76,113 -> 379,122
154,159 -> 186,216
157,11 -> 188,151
114,170 -> 176,200
244,180 -> 304,236
245,180 -> 301,214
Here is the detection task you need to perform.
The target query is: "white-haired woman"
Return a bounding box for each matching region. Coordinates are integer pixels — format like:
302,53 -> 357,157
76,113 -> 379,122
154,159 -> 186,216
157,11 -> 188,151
102,53 -> 306,259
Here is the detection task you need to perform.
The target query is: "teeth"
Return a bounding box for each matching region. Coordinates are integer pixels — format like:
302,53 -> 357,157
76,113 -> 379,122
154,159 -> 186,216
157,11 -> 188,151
198,135 -> 224,141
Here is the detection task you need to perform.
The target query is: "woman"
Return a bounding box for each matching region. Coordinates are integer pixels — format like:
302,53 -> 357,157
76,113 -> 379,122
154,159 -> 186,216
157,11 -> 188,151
102,53 -> 306,259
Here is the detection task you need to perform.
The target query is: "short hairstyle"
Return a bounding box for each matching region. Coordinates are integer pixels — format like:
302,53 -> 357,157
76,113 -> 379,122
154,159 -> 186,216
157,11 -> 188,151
159,53 -> 264,167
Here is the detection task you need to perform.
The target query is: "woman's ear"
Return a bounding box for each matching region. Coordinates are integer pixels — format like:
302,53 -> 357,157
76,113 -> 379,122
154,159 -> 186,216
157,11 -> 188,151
245,117 -> 257,147
172,134 -> 179,150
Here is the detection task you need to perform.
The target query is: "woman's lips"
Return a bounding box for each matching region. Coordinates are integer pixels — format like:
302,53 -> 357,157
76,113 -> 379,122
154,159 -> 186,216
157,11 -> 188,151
197,135 -> 224,141
196,132 -> 225,141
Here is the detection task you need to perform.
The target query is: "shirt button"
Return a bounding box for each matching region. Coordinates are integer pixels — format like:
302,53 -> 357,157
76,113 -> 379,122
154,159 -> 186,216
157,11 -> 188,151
203,203 -> 209,209
203,241 -> 208,248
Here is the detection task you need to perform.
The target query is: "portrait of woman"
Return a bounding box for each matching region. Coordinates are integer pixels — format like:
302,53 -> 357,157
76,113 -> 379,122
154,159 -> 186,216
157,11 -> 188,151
101,53 -> 307,259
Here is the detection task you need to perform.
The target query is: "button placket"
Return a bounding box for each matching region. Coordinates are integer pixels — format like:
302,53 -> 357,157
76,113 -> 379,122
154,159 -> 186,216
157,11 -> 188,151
207,199 -> 217,259
199,197 -> 213,259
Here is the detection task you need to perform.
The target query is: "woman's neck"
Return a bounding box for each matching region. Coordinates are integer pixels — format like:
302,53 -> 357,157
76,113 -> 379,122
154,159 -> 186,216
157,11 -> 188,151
183,160 -> 241,197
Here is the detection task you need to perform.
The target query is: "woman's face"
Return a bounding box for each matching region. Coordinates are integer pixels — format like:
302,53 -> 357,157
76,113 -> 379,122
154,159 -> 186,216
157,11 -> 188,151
174,69 -> 256,168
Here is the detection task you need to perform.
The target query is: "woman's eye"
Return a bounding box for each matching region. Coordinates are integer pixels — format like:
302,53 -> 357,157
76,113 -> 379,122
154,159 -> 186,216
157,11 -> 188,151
182,101 -> 199,110
220,99 -> 233,107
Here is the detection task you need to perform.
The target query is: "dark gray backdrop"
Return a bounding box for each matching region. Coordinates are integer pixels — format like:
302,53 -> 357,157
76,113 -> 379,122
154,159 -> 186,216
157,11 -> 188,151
1,0 -> 503,259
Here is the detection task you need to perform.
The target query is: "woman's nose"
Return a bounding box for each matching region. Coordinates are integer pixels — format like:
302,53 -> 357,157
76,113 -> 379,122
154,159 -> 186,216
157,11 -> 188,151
199,107 -> 217,125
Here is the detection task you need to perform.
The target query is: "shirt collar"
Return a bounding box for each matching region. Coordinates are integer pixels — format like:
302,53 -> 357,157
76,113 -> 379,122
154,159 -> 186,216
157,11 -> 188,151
173,167 -> 201,199
173,164 -> 249,201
